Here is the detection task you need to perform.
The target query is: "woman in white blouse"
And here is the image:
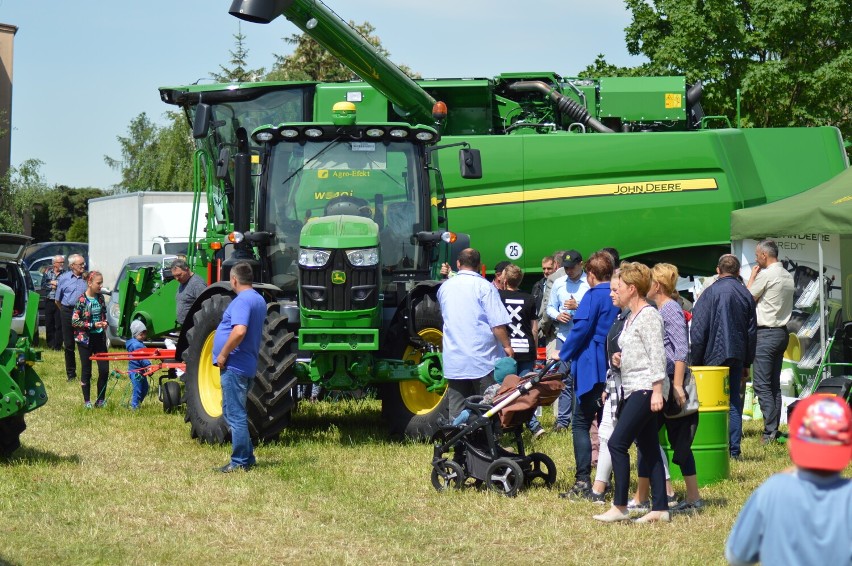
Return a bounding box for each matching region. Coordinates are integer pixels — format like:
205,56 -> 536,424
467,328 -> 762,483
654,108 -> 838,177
593,262 -> 670,524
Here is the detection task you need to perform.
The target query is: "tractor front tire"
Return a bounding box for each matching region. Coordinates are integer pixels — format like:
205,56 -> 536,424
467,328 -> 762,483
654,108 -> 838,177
0,415 -> 26,458
382,325 -> 448,440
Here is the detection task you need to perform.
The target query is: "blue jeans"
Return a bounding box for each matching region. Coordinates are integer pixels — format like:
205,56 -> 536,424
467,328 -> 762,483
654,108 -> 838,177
724,358 -> 745,457
572,381 -> 605,483
555,361 -> 574,428
517,360 -> 543,433
130,373 -> 150,409
221,368 -> 256,468
752,328 -> 788,440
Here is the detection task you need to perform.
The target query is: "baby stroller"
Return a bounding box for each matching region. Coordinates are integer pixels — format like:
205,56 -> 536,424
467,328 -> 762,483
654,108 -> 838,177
430,360 -> 564,497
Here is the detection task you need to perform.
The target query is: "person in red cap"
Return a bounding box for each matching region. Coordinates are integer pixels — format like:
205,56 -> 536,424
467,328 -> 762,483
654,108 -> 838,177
725,395 -> 852,565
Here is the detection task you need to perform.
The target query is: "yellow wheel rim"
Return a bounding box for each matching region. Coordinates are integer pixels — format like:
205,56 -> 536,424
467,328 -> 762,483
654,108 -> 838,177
400,327 -> 445,415
198,331 -> 223,418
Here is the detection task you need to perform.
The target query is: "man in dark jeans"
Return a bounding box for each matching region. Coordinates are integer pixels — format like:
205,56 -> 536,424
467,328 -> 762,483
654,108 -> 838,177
42,255 -> 65,350
690,254 -> 757,459
55,254 -> 87,382
747,240 -> 794,444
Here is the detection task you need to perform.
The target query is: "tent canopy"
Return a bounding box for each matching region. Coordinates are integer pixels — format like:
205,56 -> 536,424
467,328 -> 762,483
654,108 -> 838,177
731,167 -> 852,240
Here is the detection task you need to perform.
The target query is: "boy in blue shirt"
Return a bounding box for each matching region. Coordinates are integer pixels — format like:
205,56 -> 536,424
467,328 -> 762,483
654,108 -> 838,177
126,320 -> 151,409
726,395 -> 852,565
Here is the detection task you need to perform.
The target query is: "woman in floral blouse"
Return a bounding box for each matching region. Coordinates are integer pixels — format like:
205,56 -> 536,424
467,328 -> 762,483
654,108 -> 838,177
71,271 -> 110,408
593,261 -> 669,524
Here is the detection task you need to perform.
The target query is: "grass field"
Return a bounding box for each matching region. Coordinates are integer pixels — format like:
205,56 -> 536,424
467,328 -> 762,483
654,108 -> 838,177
0,346 -> 807,565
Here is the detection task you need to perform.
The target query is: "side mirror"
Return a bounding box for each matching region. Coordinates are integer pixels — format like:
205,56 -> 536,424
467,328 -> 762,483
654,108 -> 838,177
216,147 -> 231,181
193,103 -> 212,139
459,148 -> 482,179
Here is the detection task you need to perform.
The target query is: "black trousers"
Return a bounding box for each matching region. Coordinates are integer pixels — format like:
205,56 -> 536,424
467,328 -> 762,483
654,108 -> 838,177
60,305 -> 77,379
609,390 -> 668,511
77,332 -> 109,404
45,299 -> 62,350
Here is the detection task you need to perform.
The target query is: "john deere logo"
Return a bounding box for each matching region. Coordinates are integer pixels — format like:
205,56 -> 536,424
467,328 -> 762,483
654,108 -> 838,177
331,271 -> 346,284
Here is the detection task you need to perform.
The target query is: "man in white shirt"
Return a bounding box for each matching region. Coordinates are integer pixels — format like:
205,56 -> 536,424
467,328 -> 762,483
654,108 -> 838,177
437,248 -> 513,420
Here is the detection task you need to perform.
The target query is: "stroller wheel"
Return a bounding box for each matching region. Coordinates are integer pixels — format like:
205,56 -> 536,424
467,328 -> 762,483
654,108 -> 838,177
431,459 -> 465,492
485,457 -> 524,497
525,452 -> 557,488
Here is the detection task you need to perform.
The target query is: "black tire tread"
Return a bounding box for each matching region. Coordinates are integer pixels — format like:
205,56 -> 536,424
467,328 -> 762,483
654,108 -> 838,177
182,294 -> 231,444
0,414 -> 25,458
247,306 -> 297,441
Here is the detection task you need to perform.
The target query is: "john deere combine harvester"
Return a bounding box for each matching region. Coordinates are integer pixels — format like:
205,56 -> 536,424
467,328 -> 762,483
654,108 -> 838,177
119,0 -> 848,443
0,281 -> 45,457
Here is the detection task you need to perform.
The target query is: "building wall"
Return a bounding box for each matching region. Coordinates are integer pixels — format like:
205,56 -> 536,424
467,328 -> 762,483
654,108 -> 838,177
0,23 -> 16,180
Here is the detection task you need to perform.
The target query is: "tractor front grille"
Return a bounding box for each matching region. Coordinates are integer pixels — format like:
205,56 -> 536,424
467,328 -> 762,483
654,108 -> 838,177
299,249 -> 379,311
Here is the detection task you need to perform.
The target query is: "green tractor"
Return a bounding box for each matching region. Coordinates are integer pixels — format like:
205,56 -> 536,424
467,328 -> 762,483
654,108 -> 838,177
117,0 -> 848,443
0,281 -> 46,457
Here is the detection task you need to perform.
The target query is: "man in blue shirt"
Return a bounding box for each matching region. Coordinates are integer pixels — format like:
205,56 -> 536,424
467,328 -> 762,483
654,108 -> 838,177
55,254 -> 88,381
437,248 -> 513,420
546,250 -> 589,431
726,395 -> 852,565
212,262 -> 267,473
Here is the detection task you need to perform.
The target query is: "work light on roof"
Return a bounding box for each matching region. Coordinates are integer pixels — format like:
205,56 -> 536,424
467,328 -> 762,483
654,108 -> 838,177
255,131 -> 274,142
366,128 -> 384,138
279,128 -> 299,139
389,129 -> 408,138
305,128 -> 323,138
415,131 -> 434,141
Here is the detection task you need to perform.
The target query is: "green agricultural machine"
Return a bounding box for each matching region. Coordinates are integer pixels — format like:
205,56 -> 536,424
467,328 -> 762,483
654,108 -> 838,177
120,0 -> 848,443
0,282 -> 46,457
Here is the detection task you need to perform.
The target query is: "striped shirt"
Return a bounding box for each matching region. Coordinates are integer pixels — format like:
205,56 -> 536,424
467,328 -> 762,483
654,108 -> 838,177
659,299 -> 689,376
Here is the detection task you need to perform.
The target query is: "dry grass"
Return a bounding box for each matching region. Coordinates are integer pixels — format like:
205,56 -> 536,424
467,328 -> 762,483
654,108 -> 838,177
0,346 -> 813,565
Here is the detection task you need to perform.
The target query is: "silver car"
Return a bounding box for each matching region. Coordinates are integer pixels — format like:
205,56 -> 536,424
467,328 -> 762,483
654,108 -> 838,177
0,233 -> 37,341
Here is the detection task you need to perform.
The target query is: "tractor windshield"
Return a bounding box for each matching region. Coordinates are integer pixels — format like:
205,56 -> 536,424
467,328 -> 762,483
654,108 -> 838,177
263,139 -> 427,285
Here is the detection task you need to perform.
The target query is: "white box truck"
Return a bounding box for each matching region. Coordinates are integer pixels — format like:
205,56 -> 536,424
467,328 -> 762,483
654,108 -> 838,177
88,192 -> 205,290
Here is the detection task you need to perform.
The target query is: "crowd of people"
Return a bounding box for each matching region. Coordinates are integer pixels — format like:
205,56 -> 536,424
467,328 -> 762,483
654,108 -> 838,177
438,240 -> 809,526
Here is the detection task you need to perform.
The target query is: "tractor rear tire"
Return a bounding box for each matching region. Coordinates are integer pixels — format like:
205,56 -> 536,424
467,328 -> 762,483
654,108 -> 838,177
182,294 -> 232,444
247,305 -> 298,442
0,415 -> 26,458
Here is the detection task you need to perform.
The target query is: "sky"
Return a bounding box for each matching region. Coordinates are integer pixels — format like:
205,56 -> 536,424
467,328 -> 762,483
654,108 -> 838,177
1,0 -> 644,190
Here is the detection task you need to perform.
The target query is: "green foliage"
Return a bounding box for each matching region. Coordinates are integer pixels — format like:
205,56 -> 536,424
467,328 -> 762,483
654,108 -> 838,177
0,159 -> 51,234
31,186 -> 105,242
210,26 -> 265,83
65,218 -> 88,243
104,111 -> 193,193
265,21 -> 419,81
588,0 -> 852,143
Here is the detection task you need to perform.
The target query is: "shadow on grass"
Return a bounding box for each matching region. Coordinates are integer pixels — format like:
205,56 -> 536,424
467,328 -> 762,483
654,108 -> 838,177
1,446 -> 81,466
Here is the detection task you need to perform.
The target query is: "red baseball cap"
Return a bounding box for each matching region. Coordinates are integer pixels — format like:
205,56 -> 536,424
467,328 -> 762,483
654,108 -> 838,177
788,395 -> 852,472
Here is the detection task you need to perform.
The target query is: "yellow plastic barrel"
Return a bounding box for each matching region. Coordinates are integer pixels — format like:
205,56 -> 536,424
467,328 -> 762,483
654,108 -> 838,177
661,366 -> 730,487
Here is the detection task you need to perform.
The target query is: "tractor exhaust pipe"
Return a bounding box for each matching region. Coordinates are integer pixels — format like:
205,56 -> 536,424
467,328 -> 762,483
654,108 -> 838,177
509,81 -> 614,134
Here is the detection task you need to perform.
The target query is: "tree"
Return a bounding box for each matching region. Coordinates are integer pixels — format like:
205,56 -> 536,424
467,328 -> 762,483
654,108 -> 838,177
210,25 -> 265,83
104,111 -> 194,193
597,0 -> 852,140
34,186 -> 105,242
0,159 -> 51,235
266,21 -> 419,81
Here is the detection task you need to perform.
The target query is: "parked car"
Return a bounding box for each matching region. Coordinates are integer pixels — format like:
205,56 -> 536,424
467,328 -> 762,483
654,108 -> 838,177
106,255 -> 175,347
0,233 -> 39,343
23,241 -> 88,268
